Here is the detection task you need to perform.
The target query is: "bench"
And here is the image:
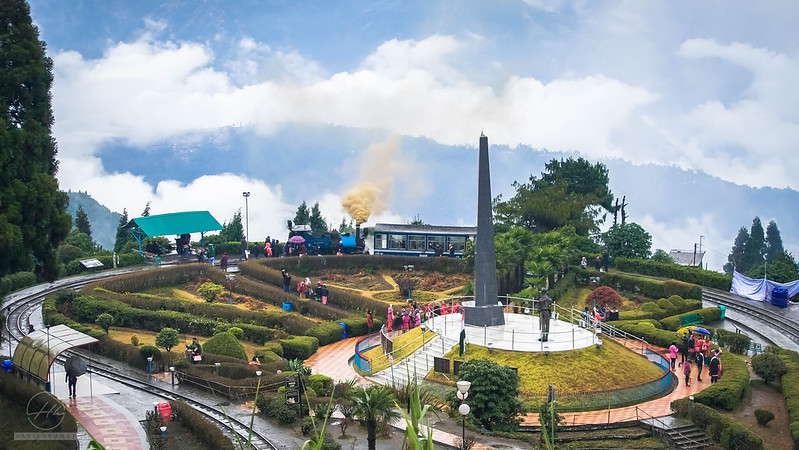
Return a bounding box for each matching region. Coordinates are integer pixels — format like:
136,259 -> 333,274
680,313 -> 704,327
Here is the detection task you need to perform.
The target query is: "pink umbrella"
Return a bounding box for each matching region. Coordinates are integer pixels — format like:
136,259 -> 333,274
288,235 -> 305,243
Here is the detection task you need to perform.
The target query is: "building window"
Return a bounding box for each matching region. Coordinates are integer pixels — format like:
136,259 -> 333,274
448,236 -> 466,251
408,235 -> 426,250
374,234 -> 387,249
427,235 -> 445,250
389,234 -> 406,249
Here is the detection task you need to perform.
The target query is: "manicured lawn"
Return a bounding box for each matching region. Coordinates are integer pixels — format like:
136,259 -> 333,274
428,338 -> 664,396
101,326 -> 262,360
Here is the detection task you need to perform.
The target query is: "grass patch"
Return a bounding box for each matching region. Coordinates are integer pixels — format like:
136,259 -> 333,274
428,338 -> 663,396
0,396 -> 76,450
373,291 -> 440,303
103,326 -> 263,361
363,327 -> 437,373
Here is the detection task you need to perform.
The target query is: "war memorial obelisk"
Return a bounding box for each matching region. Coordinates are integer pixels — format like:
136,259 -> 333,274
464,133 -> 505,327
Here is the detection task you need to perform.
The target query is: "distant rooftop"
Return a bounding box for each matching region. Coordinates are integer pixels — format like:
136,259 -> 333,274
669,249 -> 705,267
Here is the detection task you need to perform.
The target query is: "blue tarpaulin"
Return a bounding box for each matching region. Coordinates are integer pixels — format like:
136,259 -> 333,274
731,271 -> 799,303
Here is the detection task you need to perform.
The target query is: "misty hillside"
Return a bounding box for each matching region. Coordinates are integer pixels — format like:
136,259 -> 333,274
66,190 -> 121,250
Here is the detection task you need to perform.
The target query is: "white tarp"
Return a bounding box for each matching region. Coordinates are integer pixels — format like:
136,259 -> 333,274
731,270 -> 799,302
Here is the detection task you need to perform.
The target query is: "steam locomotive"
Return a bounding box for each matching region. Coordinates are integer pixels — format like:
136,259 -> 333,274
286,221 -> 366,255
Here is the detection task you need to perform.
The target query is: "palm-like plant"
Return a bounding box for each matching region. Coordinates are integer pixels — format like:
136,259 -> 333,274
352,385 -> 401,450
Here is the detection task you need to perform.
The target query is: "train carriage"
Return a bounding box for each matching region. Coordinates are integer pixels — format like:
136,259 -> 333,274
371,223 -> 476,257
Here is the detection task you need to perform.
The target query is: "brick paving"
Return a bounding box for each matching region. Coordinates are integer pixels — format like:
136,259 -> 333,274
305,336 -> 371,386
66,396 -> 144,450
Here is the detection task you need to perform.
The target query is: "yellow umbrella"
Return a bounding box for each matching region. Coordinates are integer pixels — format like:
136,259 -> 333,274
677,325 -> 698,335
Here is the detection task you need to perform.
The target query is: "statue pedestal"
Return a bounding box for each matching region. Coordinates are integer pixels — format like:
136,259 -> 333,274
463,304 -> 505,327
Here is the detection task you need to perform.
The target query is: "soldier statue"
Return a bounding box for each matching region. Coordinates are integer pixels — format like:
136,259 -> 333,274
538,288 -> 552,342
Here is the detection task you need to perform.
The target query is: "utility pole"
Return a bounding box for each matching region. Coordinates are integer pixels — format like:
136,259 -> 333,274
242,192 -> 250,241
693,243 -> 697,267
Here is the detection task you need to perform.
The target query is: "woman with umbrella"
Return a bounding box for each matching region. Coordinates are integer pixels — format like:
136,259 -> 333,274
64,355 -> 87,398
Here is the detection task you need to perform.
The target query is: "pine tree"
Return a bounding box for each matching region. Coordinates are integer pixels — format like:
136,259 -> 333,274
743,217 -> 766,271
724,227 -> 749,274
219,210 -> 243,242
764,220 -> 784,264
113,209 -> 130,252
141,201 -> 151,217
309,202 -> 328,233
75,204 -> 92,237
0,0 -> 72,280
293,201 -> 310,226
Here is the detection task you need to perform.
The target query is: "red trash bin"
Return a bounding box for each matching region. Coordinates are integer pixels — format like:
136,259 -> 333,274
158,402 -> 172,422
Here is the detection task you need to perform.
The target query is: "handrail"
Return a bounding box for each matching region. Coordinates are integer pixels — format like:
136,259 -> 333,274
635,406 -> 706,448
368,324 -> 437,375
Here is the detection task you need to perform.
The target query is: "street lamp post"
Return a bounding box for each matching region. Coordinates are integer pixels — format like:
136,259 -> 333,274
169,366 -> 175,385
147,356 -> 153,374
46,324 -> 51,392
457,380 -> 471,450
243,192 -> 250,243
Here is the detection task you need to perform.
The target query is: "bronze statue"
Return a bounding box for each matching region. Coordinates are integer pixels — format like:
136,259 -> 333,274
538,288 -> 552,342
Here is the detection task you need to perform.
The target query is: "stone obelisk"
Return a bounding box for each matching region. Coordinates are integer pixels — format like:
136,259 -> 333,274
465,133 -> 505,326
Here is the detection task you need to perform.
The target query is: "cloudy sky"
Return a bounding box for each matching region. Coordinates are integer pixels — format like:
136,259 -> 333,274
28,1 -> 799,271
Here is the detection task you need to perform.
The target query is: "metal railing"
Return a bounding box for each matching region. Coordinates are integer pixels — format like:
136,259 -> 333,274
354,325 -> 436,376
635,406 -> 707,448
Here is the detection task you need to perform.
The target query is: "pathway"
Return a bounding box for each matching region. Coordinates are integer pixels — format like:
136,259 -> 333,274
67,396 -> 144,450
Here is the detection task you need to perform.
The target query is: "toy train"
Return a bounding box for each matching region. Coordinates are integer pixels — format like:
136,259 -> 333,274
286,221 -> 365,255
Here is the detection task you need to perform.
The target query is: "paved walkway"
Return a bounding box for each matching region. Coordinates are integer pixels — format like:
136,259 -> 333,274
521,339 -> 710,426
67,395 -> 144,450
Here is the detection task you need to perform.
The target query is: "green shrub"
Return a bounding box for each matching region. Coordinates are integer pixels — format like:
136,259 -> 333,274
202,332 -> 248,361
280,336 -> 320,360
253,349 -> 282,363
754,409 -> 775,427
716,329 -> 751,354
641,302 -> 662,313
130,334 -> 139,346
263,340 -> 284,357
0,271 -> 37,296
656,298 -> 674,310
666,295 -> 685,308
613,257 -> 732,291
692,351 -> 749,410
751,352 -> 788,383
306,322 -> 347,346
659,307 -> 723,331
197,282 -> 224,302
664,280 -> 702,300
274,404 -> 299,424
169,400 -> 235,450
671,398 -> 762,450
308,374 -> 334,397
95,313 -> 114,334
228,326 -> 244,339
613,322 -> 680,348
140,345 -> 162,361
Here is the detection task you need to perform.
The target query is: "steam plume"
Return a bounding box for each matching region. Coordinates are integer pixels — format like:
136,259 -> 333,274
341,134 -> 402,224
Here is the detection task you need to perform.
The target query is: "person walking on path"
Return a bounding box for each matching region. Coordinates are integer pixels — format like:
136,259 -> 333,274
240,236 -> 248,260
281,269 -> 292,293
206,244 -> 216,266
387,304 -> 394,331
220,252 -> 229,272
679,333 -> 690,366
682,358 -> 692,387
367,310 -> 373,334
669,342 -> 678,371
320,283 -> 329,304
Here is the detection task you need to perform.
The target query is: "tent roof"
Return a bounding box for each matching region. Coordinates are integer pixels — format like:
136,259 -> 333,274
125,211 -> 224,237
12,325 -> 98,382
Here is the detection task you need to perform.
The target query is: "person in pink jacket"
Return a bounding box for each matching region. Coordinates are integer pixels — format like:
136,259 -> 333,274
682,358 -> 692,387
669,343 -> 679,371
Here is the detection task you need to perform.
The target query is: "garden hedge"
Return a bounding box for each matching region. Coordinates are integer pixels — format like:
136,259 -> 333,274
202,332 -> 248,361
659,307 -> 723,331
0,271 -> 37,297
575,268 -> 703,300
715,329 -> 751,354
691,351 -> 749,410
612,322 -> 681,348
253,349 -> 282,363
670,398 -> 762,450
280,335 -> 320,360
616,298 -> 702,322
776,348 -> 799,447
613,257 -> 732,291
169,399 -> 236,450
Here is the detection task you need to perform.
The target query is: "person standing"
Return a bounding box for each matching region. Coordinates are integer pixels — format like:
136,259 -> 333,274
206,243 -> 216,266
602,248 -> 610,271
708,350 -> 722,384
448,243 -> 455,257
240,236 -> 248,260
66,372 -> 78,398
367,310 -> 374,334
679,333 -> 690,366
581,256 -> 587,269
669,342 -> 678,371
220,252 -> 229,272
696,346 -> 705,382
320,283 -> 329,305
594,256 -> 602,271
281,269 -> 292,293
682,358 -> 692,387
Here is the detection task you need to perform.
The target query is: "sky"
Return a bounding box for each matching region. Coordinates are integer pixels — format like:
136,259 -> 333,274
27,0 -> 799,271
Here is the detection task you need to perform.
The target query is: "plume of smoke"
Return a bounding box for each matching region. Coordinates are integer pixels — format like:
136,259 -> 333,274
341,134 -> 405,224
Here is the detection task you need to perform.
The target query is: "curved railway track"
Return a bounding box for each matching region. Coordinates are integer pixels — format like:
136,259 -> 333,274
3,268 -> 278,450
703,287 -> 799,347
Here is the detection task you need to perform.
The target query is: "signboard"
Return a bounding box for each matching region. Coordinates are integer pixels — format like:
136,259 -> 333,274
453,360 -> 463,375
285,389 -> 300,405
80,258 -> 103,269
284,375 -> 299,389
433,357 -> 450,374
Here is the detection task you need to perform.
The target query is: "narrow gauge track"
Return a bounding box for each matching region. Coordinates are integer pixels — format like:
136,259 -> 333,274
3,268 -> 278,450
703,287 -> 799,347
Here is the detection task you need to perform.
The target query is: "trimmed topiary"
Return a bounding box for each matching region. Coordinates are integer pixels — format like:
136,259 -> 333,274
228,326 -> 244,339
262,340 -> 284,357
641,302 -> 663,313
584,286 -> 623,309
280,336 -> 319,360
656,298 -> 674,310
755,409 -> 775,427
253,349 -> 282,363
202,332 -> 248,361
752,353 -> 788,384
667,295 -> 685,307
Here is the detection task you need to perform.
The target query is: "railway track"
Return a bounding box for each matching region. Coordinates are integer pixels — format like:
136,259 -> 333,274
703,287 -> 799,347
3,268 -> 278,450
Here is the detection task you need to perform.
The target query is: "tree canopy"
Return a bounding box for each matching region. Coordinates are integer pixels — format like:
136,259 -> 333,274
74,204 -> 91,237
309,201 -> 328,233
724,217 -> 786,274
601,222 -> 652,259
0,0 -> 71,280
495,157 -> 613,236
293,201 -> 310,226
219,210 -> 244,242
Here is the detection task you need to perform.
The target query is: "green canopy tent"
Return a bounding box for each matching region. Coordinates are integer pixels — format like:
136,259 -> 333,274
124,211 -> 224,254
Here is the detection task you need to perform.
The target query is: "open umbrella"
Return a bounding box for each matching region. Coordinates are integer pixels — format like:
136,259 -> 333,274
64,355 -> 87,377
288,235 -> 305,244
691,327 -> 711,335
677,325 -> 711,336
